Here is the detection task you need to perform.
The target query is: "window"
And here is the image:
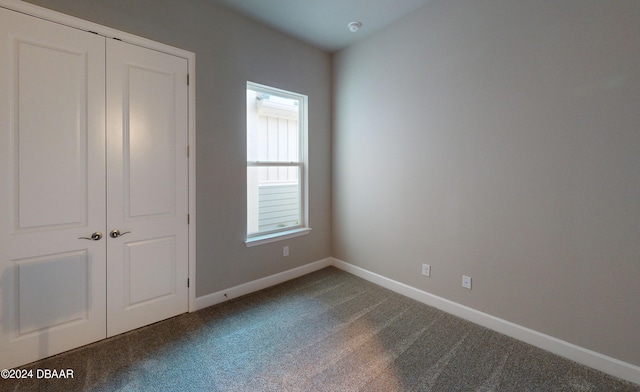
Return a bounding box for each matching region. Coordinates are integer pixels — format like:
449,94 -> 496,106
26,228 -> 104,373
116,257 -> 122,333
246,82 -> 310,246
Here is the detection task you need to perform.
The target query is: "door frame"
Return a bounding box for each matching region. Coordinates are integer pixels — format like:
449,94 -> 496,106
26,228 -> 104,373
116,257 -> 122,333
0,0 -> 197,312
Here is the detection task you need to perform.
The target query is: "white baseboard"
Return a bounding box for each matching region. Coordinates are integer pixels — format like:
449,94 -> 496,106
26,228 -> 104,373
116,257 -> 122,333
194,257 -> 333,310
331,257 -> 640,386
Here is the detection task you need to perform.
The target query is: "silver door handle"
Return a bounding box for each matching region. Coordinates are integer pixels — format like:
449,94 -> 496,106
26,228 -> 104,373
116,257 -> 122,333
109,229 -> 131,238
79,232 -> 103,241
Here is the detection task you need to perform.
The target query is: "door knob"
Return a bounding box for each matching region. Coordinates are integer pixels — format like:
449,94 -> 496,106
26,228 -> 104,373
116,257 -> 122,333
79,232 -> 103,241
109,229 -> 131,238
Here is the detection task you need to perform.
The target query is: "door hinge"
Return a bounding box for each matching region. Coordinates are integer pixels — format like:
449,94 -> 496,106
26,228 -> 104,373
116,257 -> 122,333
187,278 -> 190,288
187,145 -> 190,157
187,214 -> 190,224
187,74 -> 190,86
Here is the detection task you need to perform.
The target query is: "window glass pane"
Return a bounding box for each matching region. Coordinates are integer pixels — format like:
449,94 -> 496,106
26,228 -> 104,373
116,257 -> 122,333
247,88 -> 299,163
247,81 -> 307,240
247,166 -> 301,235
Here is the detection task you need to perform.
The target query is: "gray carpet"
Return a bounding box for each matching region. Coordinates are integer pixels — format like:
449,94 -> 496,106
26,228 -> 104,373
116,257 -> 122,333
4,267 -> 639,391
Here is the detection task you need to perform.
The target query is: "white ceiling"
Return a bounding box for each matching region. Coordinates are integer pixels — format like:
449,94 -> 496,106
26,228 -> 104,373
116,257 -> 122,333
207,0 -> 433,53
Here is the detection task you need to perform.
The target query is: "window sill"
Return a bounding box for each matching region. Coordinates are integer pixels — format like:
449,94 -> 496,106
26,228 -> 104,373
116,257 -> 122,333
245,227 -> 312,247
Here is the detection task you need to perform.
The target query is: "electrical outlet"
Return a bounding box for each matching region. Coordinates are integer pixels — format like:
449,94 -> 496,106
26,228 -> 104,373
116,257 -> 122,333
283,246 -> 289,257
462,275 -> 472,289
421,263 -> 431,277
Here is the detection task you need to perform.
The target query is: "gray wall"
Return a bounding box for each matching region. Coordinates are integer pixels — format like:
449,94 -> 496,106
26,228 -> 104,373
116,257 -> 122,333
23,0 -> 332,296
333,0 -> 640,366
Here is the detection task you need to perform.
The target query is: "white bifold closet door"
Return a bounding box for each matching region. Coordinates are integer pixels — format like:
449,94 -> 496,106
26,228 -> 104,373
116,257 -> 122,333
0,7 -> 189,369
106,39 -> 189,338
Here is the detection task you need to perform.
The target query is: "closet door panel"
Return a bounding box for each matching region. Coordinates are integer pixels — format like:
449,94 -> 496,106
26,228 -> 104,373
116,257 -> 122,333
127,65 -> 176,217
106,39 -> 189,337
16,39 -> 90,229
0,8 -> 107,369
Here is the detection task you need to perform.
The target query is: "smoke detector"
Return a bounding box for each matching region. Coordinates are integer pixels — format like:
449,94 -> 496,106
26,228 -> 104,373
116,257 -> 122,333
348,21 -> 362,33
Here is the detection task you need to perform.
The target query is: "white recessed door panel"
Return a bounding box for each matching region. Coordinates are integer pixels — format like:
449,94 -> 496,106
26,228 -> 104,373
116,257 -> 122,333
16,252 -> 90,336
127,65 -> 176,218
106,39 -> 189,337
0,8 -> 107,369
16,40 -> 89,229
126,237 -> 176,306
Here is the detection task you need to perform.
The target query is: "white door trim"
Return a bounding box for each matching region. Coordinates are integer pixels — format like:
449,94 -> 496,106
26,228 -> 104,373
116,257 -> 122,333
0,0 -> 197,312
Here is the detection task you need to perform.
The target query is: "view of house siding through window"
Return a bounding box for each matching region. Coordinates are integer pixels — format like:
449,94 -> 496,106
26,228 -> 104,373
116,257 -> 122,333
247,83 -> 306,237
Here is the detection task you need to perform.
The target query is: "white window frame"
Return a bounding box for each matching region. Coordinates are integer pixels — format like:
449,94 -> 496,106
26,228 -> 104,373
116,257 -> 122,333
245,81 -> 311,246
